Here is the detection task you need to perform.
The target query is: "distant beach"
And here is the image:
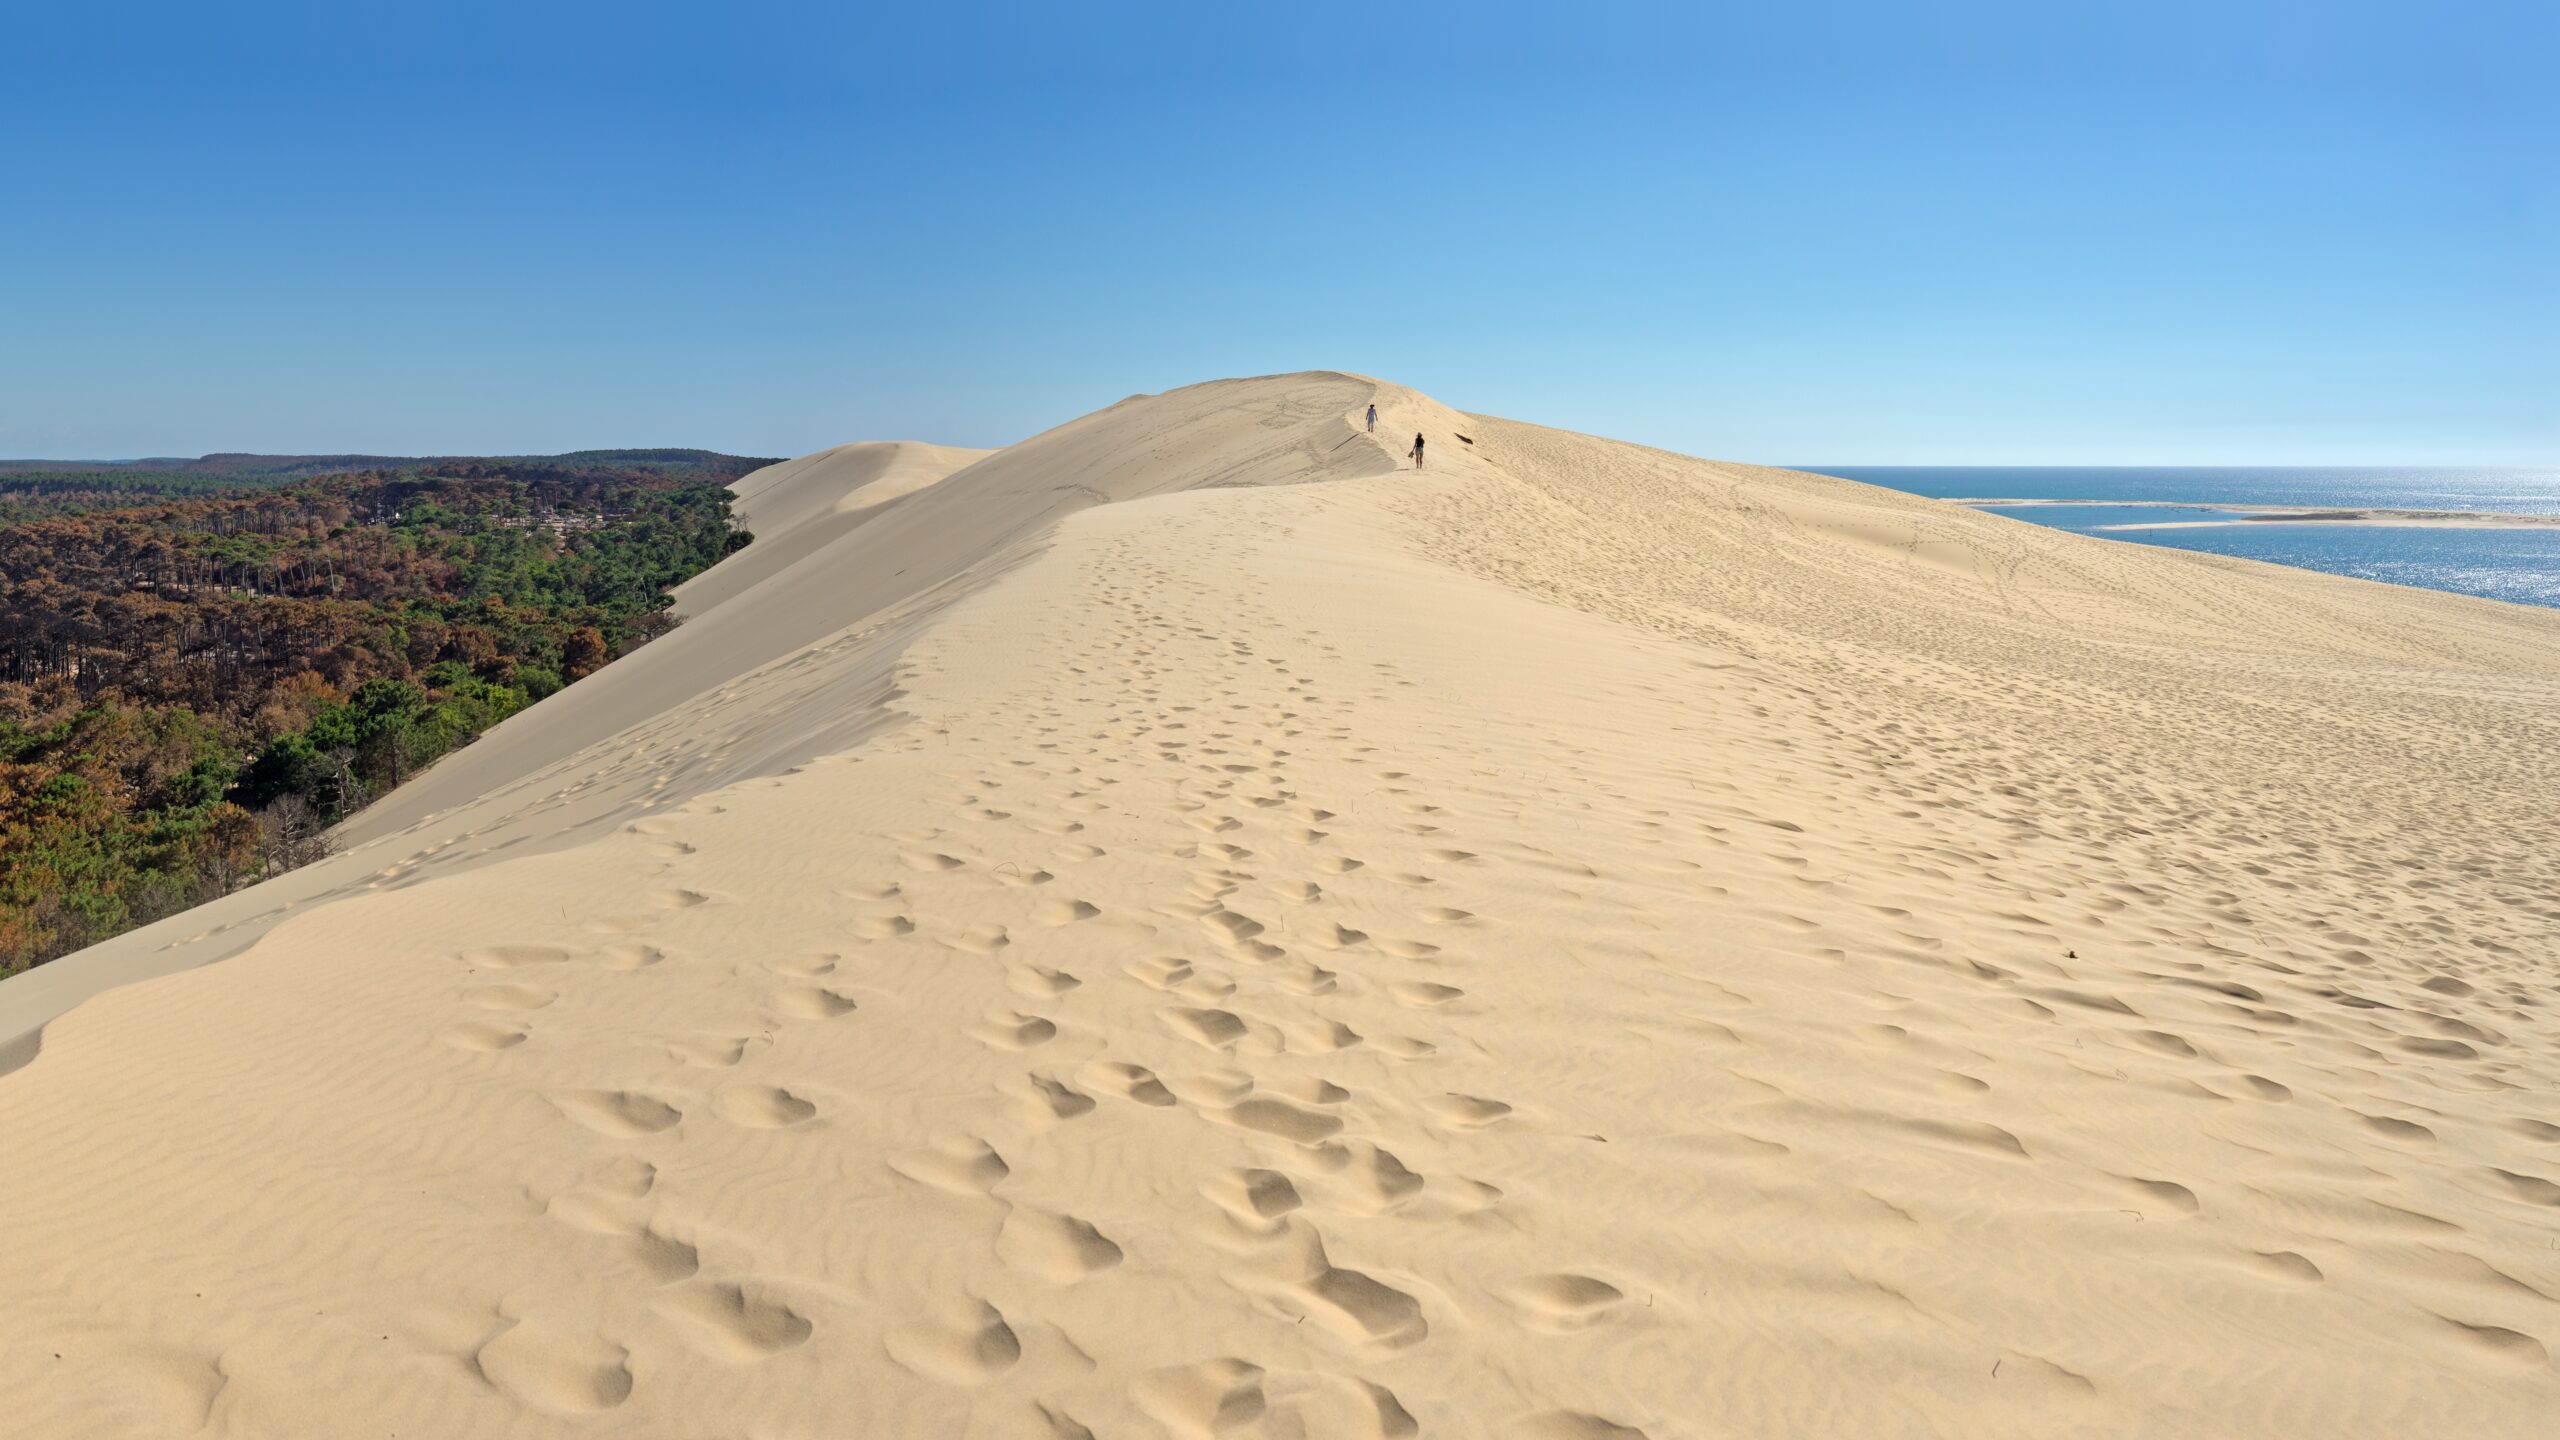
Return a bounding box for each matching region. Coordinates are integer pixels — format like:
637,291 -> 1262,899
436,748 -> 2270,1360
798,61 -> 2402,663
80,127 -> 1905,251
1810,467 -> 2560,609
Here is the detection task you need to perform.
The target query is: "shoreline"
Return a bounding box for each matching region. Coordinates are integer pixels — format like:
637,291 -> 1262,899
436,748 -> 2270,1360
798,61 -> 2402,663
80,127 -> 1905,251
1947,497 -> 2560,530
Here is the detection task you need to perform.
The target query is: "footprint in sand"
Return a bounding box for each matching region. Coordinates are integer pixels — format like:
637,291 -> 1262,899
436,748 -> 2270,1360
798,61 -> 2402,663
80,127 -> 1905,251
1427,1093 -> 1514,1129
884,1298 -> 1021,1384
1080,1061 -> 1177,1107
668,1034 -> 751,1067
998,1208 -> 1125,1283
888,1136 -> 1010,1195
772,987 -> 859,1020
542,1173 -> 687,1278
1275,962 -> 1340,998
2249,1250 -> 2324,1284
1500,1273 -> 1629,1330
1137,1358 -> 1267,1438
1279,1016 -> 1363,1053
951,925 -> 1011,955
1203,1168 -> 1304,1230
468,983 -> 555,1012
1274,1076 -> 1351,1106
716,1085 -> 818,1129
621,1226 -> 701,1284
549,1090 -> 683,1137
654,1281 -> 813,1362
2355,1111 -> 2437,1145
2233,1073 -> 2292,1101
1016,1072 -> 1097,1122
440,1021 -> 529,1052
2134,1029 -> 2200,1059
473,1320 -> 633,1414
2434,1315 -> 2549,1367
1511,1411 -> 1652,1439
2112,1174 -> 2200,1216
601,943 -> 666,970
1203,909 -> 1266,945
1389,981 -> 1464,1008
1127,957 -> 1219,995
2485,1167 -> 2560,1205
462,944 -> 573,970
971,1010 -> 1059,1051
1220,1096 -> 1345,1143
1008,964 -> 1081,999
1162,1006 -> 1249,1050
1316,1141 -> 1423,1213
1235,1227 -> 1428,1347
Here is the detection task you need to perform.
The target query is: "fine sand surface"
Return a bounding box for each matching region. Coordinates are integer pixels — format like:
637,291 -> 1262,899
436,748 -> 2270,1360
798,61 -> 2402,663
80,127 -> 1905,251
4,373 -> 2558,1437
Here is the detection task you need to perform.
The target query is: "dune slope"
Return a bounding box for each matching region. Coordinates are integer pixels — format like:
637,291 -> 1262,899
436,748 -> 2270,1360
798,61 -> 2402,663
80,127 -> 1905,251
2,373 -> 2556,1438
667,440 -> 992,618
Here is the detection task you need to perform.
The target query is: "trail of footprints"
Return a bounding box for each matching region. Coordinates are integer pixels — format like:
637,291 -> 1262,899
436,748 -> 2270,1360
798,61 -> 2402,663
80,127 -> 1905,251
430,924 -> 842,1416
857,534 -> 1634,1432
415,557 -> 1631,1433
404,504 -> 2560,1436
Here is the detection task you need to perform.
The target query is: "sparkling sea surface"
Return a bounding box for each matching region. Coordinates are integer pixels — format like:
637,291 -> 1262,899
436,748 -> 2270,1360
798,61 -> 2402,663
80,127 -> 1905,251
1804,467 -> 2560,610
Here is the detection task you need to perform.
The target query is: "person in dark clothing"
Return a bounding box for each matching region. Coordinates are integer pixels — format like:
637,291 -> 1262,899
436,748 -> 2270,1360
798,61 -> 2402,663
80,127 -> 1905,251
1366,402 -> 1378,432
1410,432 -> 1426,468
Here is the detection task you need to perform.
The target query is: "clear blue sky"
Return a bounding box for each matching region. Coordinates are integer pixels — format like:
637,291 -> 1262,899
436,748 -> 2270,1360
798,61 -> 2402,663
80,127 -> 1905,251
4,1 -> 2551,465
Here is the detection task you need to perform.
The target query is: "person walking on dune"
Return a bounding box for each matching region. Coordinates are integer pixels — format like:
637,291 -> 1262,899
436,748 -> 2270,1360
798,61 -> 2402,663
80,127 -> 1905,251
1409,432 -> 1426,468
1366,402 -> 1378,432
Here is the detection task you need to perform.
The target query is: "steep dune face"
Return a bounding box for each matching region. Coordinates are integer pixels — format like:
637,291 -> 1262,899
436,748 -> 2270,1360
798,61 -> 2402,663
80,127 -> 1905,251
668,440 -> 992,618
1,375 -> 2556,1437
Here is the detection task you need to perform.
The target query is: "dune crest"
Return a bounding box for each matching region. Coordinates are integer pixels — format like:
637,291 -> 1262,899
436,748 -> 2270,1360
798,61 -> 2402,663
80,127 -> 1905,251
2,372 -> 2555,1435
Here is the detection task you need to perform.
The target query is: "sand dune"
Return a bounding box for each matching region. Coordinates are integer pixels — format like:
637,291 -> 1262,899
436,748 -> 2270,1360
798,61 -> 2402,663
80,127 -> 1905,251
669,440 -> 992,617
3,372 -> 2557,1436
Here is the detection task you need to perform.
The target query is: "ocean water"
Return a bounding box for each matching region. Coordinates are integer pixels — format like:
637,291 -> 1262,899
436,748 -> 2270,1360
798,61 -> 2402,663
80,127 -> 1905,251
1805,467 -> 2560,611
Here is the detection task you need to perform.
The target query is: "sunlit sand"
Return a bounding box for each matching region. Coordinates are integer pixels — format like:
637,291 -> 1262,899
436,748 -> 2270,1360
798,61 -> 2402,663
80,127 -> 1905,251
4,373 -> 2555,1436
